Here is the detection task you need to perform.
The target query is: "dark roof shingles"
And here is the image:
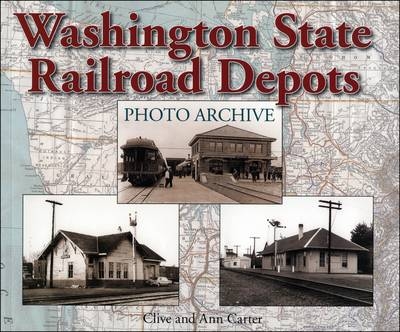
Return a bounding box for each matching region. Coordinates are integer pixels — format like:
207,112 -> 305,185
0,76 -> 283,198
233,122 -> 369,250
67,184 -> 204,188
189,125 -> 275,145
259,228 -> 368,255
41,230 -> 165,261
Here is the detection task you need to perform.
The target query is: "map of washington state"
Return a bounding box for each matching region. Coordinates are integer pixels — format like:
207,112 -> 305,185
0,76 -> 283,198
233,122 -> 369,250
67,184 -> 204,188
1,1 -> 399,331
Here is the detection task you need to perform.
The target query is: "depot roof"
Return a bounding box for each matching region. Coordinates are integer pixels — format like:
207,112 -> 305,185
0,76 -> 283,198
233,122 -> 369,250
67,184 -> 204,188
188,125 -> 276,146
39,230 -> 165,261
258,228 -> 368,255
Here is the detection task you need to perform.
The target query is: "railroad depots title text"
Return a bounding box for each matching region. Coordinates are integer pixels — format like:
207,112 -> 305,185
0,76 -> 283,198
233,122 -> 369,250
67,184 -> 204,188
15,12 -> 373,106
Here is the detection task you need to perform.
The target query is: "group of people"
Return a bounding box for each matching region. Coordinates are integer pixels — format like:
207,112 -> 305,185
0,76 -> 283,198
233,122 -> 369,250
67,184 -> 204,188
232,167 -> 282,183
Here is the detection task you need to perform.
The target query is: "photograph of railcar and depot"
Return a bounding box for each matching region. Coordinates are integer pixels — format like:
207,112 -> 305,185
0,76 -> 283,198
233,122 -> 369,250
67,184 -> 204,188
117,100 -> 282,204
220,197 -> 373,306
23,195 -> 179,306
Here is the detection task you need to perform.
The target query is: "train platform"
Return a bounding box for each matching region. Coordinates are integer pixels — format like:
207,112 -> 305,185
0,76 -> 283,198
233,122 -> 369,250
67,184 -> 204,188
118,176 -> 235,203
238,268 -> 373,290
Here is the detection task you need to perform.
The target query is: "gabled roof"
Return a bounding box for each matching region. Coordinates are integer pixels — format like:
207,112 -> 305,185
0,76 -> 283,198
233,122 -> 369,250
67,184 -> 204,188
39,230 -> 165,261
258,228 -> 368,255
61,230 -> 98,253
188,125 -> 275,145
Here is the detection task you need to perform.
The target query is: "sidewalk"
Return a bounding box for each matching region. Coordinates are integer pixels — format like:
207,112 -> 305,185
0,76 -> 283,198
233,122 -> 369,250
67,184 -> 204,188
147,177 -> 235,203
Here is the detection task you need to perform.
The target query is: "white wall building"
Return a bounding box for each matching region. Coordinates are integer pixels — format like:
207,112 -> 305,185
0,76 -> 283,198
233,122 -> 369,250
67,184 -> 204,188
259,224 -> 368,274
39,230 -> 165,287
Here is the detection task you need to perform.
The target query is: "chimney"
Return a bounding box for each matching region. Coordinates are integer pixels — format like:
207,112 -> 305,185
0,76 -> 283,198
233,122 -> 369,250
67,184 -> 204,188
224,245 -> 228,255
298,224 -> 304,240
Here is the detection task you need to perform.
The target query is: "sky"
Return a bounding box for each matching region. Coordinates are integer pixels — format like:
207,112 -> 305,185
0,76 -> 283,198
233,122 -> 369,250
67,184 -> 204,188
221,196 -> 373,257
23,195 -> 178,266
118,100 -> 282,160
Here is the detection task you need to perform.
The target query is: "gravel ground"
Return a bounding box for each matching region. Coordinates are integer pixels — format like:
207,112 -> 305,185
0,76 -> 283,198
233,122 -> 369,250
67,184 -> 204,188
220,269 -> 357,306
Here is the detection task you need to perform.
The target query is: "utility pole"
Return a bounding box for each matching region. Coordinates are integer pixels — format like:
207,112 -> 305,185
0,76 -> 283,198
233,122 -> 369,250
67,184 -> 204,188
249,237 -> 260,268
45,200 -> 63,288
268,219 -> 286,271
318,200 -> 342,274
129,212 -> 137,284
234,245 -> 240,256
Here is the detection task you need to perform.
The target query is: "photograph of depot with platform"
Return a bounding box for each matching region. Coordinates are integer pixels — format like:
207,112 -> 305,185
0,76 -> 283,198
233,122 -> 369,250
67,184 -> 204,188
23,195 -> 178,306
220,197 -> 373,306
118,100 -> 282,204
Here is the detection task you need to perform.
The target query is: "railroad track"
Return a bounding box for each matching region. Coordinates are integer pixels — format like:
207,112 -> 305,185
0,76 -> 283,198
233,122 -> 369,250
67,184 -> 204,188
224,268 -> 373,306
215,182 -> 281,203
123,178 -> 163,203
24,291 -> 178,305
126,186 -> 156,203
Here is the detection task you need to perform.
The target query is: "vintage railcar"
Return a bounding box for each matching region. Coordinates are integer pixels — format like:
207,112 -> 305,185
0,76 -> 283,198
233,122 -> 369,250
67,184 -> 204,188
120,137 -> 167,186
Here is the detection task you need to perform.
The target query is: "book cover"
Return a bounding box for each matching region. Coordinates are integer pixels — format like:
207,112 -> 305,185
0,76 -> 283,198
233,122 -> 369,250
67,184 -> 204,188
1,1 -> 398,331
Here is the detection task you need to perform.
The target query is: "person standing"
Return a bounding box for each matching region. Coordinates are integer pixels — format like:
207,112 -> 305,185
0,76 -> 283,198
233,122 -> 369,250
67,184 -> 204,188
165,167 -> 173,188
165,168 -> 170,188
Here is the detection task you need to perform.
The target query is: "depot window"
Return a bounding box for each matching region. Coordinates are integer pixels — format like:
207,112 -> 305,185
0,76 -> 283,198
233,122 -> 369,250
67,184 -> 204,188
68,262 -> 73,278
319,251 -> 325,267
209,142 -> 215,151
216,142 -> 223,152
236,144 -> 243,153
342,253 -> 348,268
109,262 -> 114,278
99,261 -> 104,279
249,144 -> 255,153
123,263 -> 128,279
116,263 -> 121,279
256,144 -> 262,153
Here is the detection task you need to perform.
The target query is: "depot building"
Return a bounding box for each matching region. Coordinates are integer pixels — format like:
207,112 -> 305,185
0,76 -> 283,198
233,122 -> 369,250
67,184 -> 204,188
258,224 -> 369,273
188,124 -> 277,180
38,230 -> 165,287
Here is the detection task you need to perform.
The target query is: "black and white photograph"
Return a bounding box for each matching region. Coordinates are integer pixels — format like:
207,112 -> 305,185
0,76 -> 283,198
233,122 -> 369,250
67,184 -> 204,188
23,195 -> 179,306
220,197 -> 373,306
118,100 -> 282,204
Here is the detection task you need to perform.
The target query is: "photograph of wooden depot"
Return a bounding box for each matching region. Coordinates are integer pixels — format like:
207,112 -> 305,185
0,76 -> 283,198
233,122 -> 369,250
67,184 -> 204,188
220,197 -> 373,306
117,100 -> 282,204
23,195 -> 178,306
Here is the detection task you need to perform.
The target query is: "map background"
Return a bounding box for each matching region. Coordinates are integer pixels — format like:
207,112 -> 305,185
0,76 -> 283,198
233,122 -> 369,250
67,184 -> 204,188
1,1 -> 399,331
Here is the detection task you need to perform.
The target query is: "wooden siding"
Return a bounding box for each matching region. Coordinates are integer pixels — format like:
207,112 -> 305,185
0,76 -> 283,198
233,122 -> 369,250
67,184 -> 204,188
262,250 -> 358,273
45,237 -> 86,287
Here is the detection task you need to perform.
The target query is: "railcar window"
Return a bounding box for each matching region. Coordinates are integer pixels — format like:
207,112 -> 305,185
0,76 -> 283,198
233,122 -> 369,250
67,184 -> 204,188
147,151 -> 156,160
